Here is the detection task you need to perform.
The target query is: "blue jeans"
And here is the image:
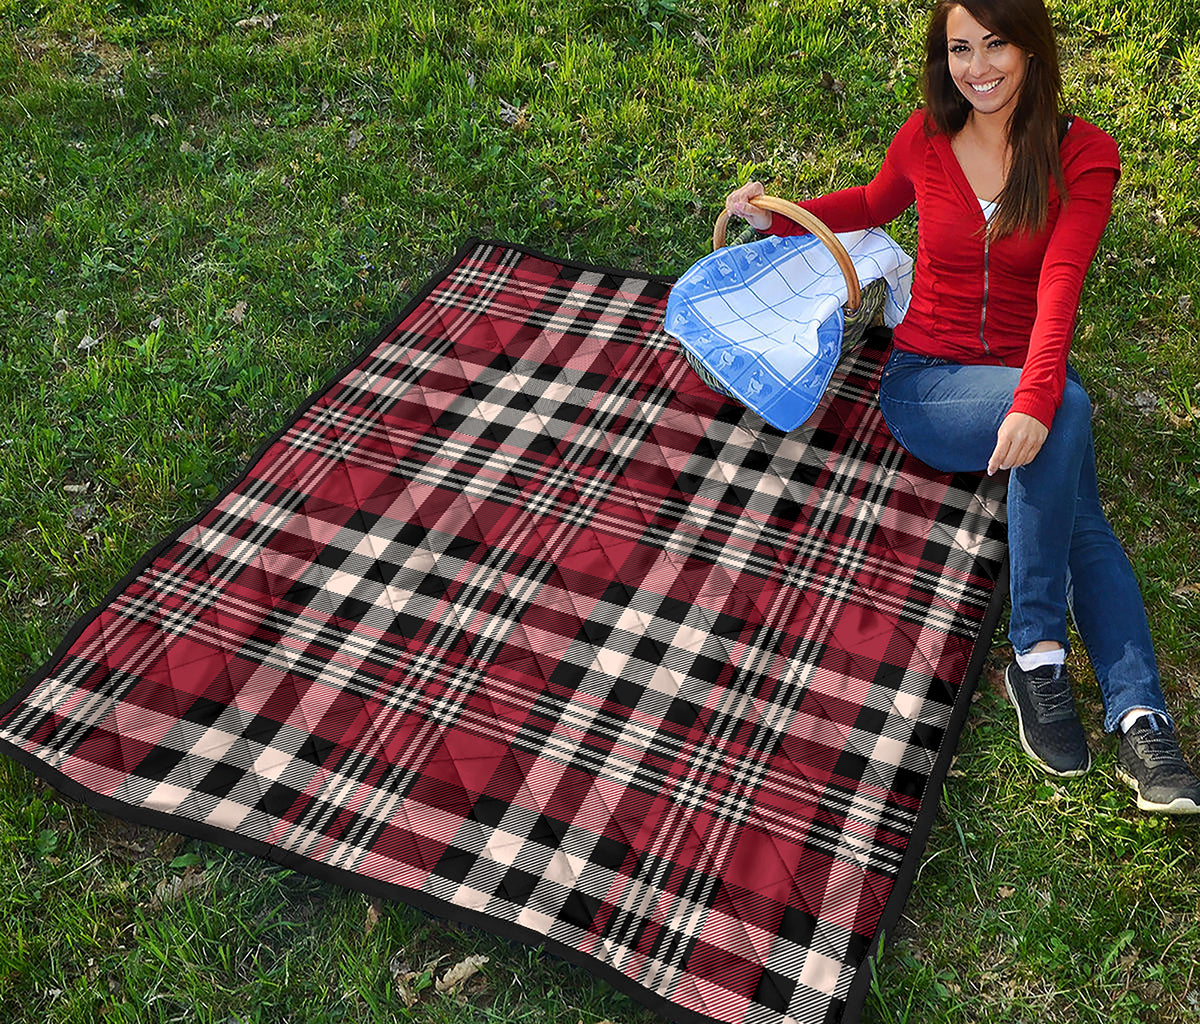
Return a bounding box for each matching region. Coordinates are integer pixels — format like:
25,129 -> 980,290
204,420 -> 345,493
878,349 -> 1168,732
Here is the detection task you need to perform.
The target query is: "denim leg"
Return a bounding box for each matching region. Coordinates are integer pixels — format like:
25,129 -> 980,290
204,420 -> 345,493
1066,430 -> 1169,731
877,353 -> 1015,473
1002,379 -> 1091,654
878,350 -> 1167,731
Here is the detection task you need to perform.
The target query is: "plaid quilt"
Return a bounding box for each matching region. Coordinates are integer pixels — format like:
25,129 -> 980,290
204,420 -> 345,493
0,241 -> 1007,1024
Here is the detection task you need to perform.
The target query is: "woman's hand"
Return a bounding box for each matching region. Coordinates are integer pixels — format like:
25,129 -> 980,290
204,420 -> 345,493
725,181 -> 773,232
987,412 -> 1049,476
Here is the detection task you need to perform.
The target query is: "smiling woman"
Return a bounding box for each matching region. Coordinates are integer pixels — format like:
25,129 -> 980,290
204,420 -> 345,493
946,11 -> 1030,116
725,0 -> 1200,815
923,0 -> 1065,238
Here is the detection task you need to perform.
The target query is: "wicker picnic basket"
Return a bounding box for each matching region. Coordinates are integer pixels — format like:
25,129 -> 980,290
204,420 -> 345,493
679,195 -> 887,402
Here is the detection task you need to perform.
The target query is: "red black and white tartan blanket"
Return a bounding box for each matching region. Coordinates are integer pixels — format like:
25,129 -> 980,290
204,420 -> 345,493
0,241 -> 1007,1024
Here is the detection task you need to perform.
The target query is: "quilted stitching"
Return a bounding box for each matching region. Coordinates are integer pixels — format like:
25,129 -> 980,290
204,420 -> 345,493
0,241 -> 1006,1024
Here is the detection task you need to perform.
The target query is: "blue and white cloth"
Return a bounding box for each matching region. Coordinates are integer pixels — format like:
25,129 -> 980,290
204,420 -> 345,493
666,228 -> 914,431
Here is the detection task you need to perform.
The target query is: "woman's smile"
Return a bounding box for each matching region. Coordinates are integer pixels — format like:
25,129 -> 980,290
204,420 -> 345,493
945,5 -> 1029,118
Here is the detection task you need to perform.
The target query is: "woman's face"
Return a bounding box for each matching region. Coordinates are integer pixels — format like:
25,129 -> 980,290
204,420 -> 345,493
945,5 -> 1030,120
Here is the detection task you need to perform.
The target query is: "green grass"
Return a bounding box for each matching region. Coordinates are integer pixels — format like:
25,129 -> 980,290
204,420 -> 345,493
2,0 -> 1199,1021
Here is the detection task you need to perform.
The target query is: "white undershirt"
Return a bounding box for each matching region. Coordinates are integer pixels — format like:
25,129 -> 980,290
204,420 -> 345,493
979,197 -> 998,221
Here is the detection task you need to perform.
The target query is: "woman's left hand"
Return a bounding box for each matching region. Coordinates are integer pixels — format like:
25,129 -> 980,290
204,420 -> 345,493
987,412 -> 1049,476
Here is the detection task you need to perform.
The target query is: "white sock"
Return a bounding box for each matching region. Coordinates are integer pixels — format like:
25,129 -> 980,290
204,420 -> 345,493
1120,709 -> 1164,733
1015,648 -> 1066,673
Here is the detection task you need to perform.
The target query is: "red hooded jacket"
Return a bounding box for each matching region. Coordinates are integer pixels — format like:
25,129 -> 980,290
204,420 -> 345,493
766,109 -> 1120,428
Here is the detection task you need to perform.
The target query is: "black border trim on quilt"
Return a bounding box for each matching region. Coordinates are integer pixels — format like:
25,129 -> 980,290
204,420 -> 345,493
841,558 -> 1008,1024
0,239 -> 1008,1024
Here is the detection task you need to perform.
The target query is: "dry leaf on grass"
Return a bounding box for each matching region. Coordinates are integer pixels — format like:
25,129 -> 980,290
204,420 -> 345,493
1165,407 -> 1200,429
151,868 -> 208,908
394,977 -> 421,1008
1132,390 -> 1157,413
388,952 -> 417,1007
498,98 -> 528,128
436,953 -> 489,993
227,301 -> 248,324
364,895 -> 384,934
389,950 -> 442,1008
236,12 -> 279,30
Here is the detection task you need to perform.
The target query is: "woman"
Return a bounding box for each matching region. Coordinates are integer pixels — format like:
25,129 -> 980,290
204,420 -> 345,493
725,0 -> 1199,813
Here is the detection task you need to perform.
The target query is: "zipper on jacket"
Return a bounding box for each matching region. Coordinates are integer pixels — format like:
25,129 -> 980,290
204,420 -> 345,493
979,229 -> 992,357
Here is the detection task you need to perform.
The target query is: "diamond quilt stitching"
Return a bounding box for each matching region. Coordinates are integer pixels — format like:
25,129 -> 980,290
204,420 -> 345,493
0,241 -> 1005,1024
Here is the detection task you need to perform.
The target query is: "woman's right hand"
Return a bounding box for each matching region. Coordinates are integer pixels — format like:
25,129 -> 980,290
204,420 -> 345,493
725,181 -> 773,232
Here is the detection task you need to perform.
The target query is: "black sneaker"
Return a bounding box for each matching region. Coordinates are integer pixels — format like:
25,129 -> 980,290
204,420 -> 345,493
1116,716 -> 1200,815
1004,662 -> 1092,777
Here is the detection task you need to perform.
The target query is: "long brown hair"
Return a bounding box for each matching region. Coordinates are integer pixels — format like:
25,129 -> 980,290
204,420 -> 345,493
922,0 -> 1068,238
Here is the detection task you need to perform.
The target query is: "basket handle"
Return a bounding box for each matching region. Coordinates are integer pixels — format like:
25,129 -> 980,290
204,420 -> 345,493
713,195 -> 861,312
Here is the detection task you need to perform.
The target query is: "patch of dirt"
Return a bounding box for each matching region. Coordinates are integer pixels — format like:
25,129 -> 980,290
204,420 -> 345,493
92,809 -> 173,863
14,28 -> 137,80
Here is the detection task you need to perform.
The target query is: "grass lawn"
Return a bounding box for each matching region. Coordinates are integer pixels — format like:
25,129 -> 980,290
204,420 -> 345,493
2,0 -> 1199,1021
